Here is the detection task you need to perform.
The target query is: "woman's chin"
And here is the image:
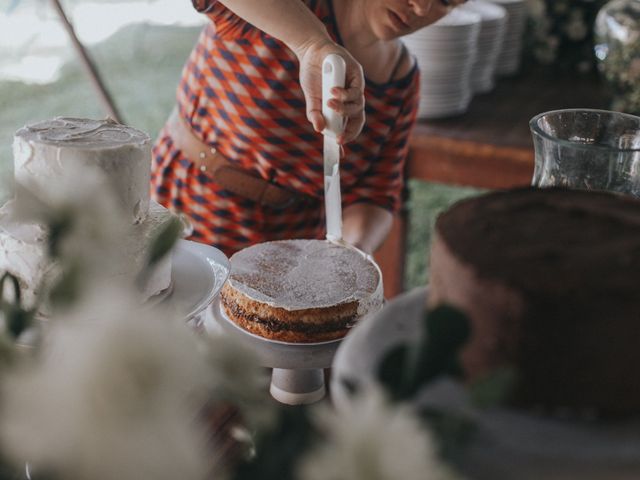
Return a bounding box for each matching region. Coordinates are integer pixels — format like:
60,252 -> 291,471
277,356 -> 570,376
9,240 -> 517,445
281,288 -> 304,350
373,24 -> 402,41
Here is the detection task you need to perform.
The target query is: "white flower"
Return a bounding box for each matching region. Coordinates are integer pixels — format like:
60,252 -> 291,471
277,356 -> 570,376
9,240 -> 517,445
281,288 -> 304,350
526,0 -> 547,20
0,285 -> 212,480
553,2 -> 570,15
202,332 -> 276,433
11,167 -> 132,298
565,10 -> 588,41
296,385 -> 462,480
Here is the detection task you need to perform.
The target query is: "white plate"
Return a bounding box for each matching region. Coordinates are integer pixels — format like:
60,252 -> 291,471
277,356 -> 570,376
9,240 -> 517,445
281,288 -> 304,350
331,287 -> 428,408
163,239 -> 230,321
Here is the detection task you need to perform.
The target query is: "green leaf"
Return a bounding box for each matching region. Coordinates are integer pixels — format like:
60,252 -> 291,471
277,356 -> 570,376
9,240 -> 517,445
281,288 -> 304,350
469,366 -> 517,409
5,307 -> 32,339
48,264 -> 81,309
46,210 -> 74,259
419,407 -> 476,461
0,272 -> 34,338
409,305 -> 471,391
146,216 -> 182,267
0,272 -> 21,307
375,304 -> 471,402
376,344 -> 410,401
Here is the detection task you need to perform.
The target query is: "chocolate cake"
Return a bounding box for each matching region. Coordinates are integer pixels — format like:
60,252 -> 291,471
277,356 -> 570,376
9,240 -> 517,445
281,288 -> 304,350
428,187 -> 640,415
220,239 -> 383,343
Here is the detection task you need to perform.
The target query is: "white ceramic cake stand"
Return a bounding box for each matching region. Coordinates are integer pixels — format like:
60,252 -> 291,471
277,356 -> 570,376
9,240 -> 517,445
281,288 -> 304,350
204,298 -> 342,405
162,239 -> 230,323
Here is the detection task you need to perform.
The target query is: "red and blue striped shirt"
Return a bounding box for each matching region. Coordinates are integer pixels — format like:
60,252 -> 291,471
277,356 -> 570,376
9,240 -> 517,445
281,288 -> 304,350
151,0 -> 419,255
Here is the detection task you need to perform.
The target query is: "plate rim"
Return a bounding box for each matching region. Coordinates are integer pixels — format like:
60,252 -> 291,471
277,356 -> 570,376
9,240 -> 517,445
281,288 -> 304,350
167,239 -> 230,320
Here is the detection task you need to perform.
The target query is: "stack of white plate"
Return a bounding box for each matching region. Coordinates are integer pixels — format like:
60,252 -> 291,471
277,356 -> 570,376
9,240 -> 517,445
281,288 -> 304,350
461,0 -> 507,93
402,9 -> 481,119
489,0 -> 527,76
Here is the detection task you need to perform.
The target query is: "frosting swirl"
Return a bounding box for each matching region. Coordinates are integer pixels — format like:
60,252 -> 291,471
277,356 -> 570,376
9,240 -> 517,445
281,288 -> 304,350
16,117 -> 149,148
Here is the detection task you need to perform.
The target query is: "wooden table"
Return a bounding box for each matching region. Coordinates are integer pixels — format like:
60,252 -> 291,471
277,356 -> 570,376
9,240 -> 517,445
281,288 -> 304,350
374,68 -> 610,298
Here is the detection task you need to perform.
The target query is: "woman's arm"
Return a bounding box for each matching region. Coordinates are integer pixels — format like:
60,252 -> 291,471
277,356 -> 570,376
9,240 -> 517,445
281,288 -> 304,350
342,203 -> 393,255
219,0 -> 365,143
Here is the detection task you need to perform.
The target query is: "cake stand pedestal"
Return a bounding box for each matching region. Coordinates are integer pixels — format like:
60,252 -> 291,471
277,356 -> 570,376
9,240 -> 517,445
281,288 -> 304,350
205,299 -> 342,405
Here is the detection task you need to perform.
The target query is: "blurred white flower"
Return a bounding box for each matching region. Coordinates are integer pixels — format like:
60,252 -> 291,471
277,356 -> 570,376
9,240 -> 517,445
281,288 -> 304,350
526,0 -> 546,20
0,284 -> 212,480
13,166 -> 127,264
202,332 -> 275,433
525,0 -> 606,71
11,167 -> 132,304
296,385 -> 462,480
565,9 -> 588,41
553,2 -> 570,15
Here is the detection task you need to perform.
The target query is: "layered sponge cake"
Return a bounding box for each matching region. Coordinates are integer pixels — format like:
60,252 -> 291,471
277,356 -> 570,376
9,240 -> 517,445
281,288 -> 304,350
221,239 -> 383,343
428,187 -> 640,416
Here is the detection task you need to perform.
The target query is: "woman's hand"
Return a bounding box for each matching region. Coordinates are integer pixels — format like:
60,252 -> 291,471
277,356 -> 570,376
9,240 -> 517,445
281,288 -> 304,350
342,203 -> 393,255
294,39 -> 365,144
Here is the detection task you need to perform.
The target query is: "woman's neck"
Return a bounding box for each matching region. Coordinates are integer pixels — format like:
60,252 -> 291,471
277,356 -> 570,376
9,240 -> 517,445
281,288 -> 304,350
330,0 -> 403,84
331,0 -> 379,49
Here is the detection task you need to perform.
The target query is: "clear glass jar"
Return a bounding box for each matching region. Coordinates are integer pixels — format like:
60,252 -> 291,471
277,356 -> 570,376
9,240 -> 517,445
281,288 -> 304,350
594,0 -> 640,114
530,108 -> 640,197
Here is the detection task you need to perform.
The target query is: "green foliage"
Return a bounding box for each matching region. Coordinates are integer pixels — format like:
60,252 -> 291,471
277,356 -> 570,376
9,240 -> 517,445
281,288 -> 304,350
406,181 -> 481,290
469,366 -> 518,409
419,408 -> 475,461
48,263 -> 82,310
0,272 -> 33,339
46,209 -> 74,259
0,459 -> 27,480
146,216 -> 183,268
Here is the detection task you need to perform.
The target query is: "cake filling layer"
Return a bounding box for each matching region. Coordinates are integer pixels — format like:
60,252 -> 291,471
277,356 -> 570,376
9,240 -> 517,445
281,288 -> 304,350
221,297 -> 355,334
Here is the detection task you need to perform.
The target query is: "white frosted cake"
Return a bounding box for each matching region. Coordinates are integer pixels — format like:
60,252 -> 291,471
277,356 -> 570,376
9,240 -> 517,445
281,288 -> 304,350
0,117 -> 174,308
220,239 -> 383,343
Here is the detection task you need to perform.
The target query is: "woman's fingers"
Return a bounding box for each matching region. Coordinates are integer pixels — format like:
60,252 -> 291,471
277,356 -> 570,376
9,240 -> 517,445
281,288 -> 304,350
333,54 -> 364,143
328,84 -> 364,143
330,86 -> 363,103
297,39 -> 365,142
328,98 -> 363,117
308,108 -> 325,133
339,115 -> 365,144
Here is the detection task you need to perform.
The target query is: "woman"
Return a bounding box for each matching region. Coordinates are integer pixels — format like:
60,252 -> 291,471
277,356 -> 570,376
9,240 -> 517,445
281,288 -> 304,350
152,0 -> 464,255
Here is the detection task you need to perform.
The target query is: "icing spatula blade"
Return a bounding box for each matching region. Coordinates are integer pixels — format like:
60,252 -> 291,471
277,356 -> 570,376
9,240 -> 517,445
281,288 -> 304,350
322,54 -> 346,241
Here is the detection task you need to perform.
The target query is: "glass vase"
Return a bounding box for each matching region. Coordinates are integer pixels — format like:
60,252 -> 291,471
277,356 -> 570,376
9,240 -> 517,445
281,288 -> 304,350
530,109 -> 640,197
594,0 -> 640,114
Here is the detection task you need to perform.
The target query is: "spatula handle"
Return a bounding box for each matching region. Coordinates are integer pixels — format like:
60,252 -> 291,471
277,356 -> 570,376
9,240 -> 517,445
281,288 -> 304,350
322,54 -> 346,136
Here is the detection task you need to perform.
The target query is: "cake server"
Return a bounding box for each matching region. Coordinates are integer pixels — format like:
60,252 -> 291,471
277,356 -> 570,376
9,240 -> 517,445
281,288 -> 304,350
322,54 -> 346,242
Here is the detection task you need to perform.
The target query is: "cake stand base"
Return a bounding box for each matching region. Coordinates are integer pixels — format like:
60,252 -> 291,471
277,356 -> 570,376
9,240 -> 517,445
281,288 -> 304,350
270,368 -> 325,405
205,299 -> 342,405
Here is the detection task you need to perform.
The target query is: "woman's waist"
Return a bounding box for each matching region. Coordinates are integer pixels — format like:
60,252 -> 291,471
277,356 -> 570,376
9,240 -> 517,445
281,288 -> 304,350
164,109 -> 325,207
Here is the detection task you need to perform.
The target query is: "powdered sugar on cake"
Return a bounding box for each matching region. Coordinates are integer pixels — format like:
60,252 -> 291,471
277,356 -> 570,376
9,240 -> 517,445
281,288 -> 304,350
228,239 -> 383,315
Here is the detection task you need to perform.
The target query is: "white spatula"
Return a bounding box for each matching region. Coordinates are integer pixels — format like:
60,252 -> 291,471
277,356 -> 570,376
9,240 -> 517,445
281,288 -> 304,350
322,54 -> 346,242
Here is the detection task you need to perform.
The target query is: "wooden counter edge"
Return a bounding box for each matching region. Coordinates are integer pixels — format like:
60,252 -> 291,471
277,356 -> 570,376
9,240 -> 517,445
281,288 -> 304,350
408,136 -> 534,190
